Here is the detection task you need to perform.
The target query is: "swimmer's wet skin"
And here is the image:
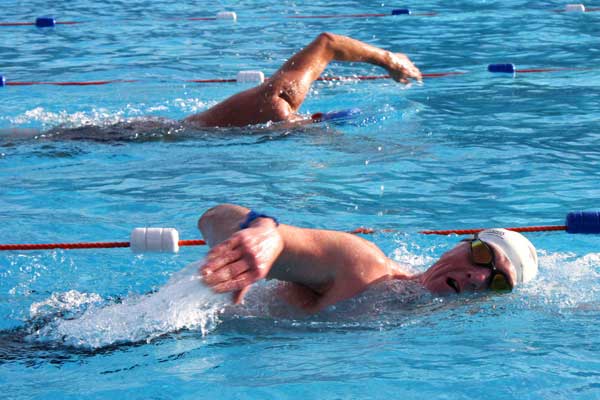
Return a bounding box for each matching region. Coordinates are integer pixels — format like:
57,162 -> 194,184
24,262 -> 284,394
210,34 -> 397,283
198,204 -> 538,313
184,32 -> 421,128
3,34 -> 419,138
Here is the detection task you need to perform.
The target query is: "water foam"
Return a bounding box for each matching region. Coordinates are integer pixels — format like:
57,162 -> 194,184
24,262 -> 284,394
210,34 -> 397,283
523,251 -> 600,310
27,261 -> 227,349
10,107 -> 127,129
7,98 -> 214,130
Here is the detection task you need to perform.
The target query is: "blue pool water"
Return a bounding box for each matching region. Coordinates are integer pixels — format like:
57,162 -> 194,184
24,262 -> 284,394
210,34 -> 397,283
2,0 -> 600,398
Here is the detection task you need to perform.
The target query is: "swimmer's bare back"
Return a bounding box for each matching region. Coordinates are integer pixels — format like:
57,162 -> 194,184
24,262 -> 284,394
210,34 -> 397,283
184,32 -> 422,128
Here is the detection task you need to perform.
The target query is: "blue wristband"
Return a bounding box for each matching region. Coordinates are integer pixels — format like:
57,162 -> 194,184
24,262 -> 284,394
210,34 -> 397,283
240,210 -> 279,229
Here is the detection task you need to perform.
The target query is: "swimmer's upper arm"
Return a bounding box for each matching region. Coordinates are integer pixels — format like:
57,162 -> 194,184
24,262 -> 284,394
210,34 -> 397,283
266,33 -> 335,111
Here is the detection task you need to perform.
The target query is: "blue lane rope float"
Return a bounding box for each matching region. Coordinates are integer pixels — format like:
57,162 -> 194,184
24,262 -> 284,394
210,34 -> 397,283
566,211 -> 600,234
0,211 -> 599,253
488,64 -> 517,74
35,17 -> 55,27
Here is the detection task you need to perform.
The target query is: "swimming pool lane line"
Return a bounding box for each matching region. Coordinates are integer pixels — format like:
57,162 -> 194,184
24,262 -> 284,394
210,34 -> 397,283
1,212 -> 598,252
1,4 -> 597,28
0,238 -> 206,252
0,65 -> 592,88
0,13 -> 238,27
0,9 -> 421,27
2,79 -> 138,86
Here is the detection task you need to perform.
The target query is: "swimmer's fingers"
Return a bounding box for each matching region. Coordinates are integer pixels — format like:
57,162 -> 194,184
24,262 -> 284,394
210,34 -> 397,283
388,53 -> 422,84
201,237 -> 243,274
201,248 -> 243,277
203,259 -> 249,286
212,270 -> 261,294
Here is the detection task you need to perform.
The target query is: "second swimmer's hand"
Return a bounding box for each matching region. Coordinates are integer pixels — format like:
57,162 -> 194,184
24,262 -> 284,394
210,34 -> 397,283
386,52 -> 422,84
200,219 -> 284,304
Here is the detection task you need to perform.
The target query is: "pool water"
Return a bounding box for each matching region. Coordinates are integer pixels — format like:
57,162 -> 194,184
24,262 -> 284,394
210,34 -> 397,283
2,0 -> 600,398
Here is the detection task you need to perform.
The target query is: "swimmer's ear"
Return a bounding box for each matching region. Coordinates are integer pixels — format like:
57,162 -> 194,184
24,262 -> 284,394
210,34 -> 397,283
232,287 -> 250,305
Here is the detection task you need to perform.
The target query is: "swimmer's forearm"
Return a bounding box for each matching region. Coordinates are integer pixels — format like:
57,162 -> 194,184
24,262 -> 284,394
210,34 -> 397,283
324,33 -> 393,70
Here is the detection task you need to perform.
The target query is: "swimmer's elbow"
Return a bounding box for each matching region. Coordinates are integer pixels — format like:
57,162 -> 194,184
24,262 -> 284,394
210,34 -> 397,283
314,32 -> 335,47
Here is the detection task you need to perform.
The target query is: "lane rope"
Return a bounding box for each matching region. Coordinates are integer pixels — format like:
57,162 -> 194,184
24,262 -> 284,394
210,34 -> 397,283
2,5 -> 597,27
1,64 -> 592,88
0,212 -> 597,253
0,9 -> 428,27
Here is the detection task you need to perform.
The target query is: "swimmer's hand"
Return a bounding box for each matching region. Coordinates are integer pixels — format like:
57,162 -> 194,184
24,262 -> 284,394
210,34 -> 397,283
200,218 -> 283,304
385,52 -> 422,84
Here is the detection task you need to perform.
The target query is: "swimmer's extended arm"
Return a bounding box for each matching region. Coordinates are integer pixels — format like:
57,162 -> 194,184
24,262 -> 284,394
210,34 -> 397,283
198,204 -> 401,312
184,32 -> 421,127
268,32 -> 422,111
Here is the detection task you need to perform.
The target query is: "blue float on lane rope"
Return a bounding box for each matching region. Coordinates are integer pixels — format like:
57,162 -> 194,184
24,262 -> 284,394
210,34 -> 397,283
566,211 -> 600,234
392,9 -> 411,15
488,64 -> 516,73
35,17 -> 56,27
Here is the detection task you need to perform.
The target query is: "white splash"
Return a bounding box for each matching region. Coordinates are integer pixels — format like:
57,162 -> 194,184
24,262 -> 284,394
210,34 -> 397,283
391,239 -> 435,275
30,290 -> 104,318
8,98 -> 214,129
27,261 -> 227,349
522,251 -> 600,310
10,107 -> 126,129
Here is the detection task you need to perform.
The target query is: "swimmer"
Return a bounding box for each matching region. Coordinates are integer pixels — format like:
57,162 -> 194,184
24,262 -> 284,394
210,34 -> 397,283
184,32 -> 422,128
2,33 -> 420,139
198,204 -> 538,313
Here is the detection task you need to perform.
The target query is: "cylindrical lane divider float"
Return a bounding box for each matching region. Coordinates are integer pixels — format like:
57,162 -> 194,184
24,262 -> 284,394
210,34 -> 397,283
565,4 -> 586,12
234,70 -> 265,83
1,211 -> 599,253
555,3 -> 600,12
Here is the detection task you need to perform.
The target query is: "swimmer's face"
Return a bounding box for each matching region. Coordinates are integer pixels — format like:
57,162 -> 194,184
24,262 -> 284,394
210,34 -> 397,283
420,241 -> 516,295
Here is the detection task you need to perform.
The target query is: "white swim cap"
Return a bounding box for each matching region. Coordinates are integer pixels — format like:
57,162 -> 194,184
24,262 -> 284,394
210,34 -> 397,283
477,228 -> 538,285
